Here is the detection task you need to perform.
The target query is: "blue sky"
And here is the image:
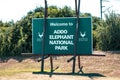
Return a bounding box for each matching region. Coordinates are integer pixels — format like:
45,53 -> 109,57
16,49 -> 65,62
0,0 -> 120,22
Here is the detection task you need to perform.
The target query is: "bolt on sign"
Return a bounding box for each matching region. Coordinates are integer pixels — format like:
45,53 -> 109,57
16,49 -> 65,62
32,17 -> 92,55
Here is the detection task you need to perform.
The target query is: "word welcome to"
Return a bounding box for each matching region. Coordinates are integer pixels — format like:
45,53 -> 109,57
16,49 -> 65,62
50,22 -> 73,27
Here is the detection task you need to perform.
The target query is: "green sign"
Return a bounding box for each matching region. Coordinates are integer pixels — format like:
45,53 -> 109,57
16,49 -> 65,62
32,17 -> 92,55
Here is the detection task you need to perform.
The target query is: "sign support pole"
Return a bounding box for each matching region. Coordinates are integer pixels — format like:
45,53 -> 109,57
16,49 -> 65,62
100,0 -> 102,19
50,55 -> 53,72
78,56 -> 80,69
41,0 -> 48,72
77,0 -> 83,73
72,0 -> 81,73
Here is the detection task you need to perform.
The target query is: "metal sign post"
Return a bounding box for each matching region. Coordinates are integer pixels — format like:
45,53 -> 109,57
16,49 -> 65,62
67,0 -> 81,73
73,0 -> 80,73
100,0 -> 102,19
72,0 -> 81,73
41,0 -> 48,72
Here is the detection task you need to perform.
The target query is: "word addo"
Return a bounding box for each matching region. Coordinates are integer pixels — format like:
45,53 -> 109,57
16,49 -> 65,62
54,30 -> 68,34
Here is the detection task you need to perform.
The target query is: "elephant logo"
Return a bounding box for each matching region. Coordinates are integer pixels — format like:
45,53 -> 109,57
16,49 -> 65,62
38,32 -> 43,39
80,32 -> 86,38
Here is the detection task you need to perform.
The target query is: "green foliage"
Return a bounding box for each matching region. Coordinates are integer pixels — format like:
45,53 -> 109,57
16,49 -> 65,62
0,27 -> 13,56
0,6 -> 75,57
0,20 -> 4,27
81,13 -> 91,17
92,16 -> 105,49
96,12 -> 120,51
0,6 -> 120,57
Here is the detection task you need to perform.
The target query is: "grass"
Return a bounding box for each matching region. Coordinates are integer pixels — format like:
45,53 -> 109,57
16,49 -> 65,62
0,51 -> 120,77
0,69 -> 39,76
0,57 -> 40,76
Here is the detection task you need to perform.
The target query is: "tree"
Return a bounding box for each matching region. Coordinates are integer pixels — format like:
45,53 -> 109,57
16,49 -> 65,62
48,6 -> 59,17
61,6 -> 74,17
92,16 -> 106,49
97,11 -> 120,50
0,20 -> 3,27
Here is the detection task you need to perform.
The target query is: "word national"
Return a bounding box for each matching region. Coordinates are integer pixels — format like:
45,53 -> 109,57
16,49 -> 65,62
49,40 -> 74,45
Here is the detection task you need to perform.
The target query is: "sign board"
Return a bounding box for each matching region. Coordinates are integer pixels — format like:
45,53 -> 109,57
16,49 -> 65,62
32,17 -> 92,55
